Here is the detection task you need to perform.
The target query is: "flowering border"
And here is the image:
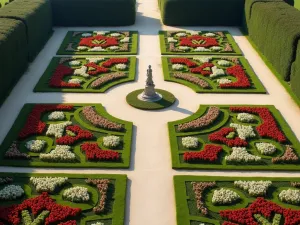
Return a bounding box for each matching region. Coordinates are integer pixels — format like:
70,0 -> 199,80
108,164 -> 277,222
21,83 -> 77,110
168,105 -> 300,170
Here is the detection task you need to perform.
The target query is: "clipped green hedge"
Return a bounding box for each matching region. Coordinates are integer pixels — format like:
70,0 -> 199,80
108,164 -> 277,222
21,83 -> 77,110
0,0 -> 52,61
160,0 -> 245,26
0,0 -> 14,8
50,0 -> 136,26
0,18 -> 27,105
291,40 -> 300,100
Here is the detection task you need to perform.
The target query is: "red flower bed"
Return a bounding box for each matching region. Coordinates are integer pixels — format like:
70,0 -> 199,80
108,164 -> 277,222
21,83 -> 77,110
230,107 -> 287,142
0,192 -> 81,225
19,105 -> 74,139
219,65 -> 251,88
179,36 -> 219,48
208,127 -> 248,147
49,64 -> 79,88
220,197 -> 300,225
85,62 -> 109,75
190,62 -> 214,75
81,143 -> 120,161
79,35 -> 118,48
102,58 -> 129,67
183,144 -> 223,162
170,58 -> 197,67
56,125 -> 93,145
58,221 -> 77,225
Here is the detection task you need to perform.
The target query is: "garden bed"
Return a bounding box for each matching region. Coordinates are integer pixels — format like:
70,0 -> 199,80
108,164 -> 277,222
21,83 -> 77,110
168,105 -> 300,170
0,172 -> 127,225
174,175 -> 300,225
34,57 -> 136,93
0,104 -> 133,168
159,31 -> 242,55
162,56 -> 265,93
57,31 -> 138,55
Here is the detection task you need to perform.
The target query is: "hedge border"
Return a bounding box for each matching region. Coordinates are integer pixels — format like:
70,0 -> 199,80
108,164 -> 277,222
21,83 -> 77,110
168,104 -> 300,170
0,103 -> 133,168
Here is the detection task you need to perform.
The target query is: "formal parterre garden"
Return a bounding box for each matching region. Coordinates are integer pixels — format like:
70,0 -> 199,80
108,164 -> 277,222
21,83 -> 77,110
57,31 -> 138,55
174,175 -> 300,225
34,57 -> 136,93
0,104 -> 133,168
159,31 -> 242,55
0,173 -> 126,225
162,56 -> 265,93
168,105 -> 300,170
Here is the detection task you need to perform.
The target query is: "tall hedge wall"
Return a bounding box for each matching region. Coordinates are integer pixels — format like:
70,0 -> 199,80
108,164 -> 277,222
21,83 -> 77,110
160,0 -> 245,26
0,0 -> 52,61
50,0 -> 136,26
291,40 -> 300,100
0,18 -> 27,104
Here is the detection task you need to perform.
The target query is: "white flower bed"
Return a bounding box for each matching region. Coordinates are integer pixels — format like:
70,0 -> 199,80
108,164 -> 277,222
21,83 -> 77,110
256,143 -> 276,155
210,66 -> 225,78
120,37 -> 130,43
68,78 -> 83,84
81,33 -> 92,37
167,37 -> 177,43
69,60 -> 82,66
182,136 -> 199,149
178,46 -> 190,51
94,31 -> 109,35
225,147 -> 261,163
46,121 -> 72,138
230,123 -> 256,140
172,64 -> 184,71
40,145 -> 76,162
194,47 -> 211,52
187,31 -> 199,35
25,140 -> 46,152
217,60 -> 231,67
77,46 -> 88,51
88,58 -> 105,63
108,46 -> 119,50
237,113 -> 255,123
210,46 -> 222,51
63,186 -> 90,202
74,66 -> 89,77
234,180 -> 272,196
212,188 -> 240,205
279,189 -> 300,205
103,135 -> 121,148
217,78 -> 232,84
116,64 -> 127,70
204,32 -> 216,37
48,111 -> 65,121
88,47 -> 107,52
176,32 -> 187,37
110,33 -> 121,37
30,177 -> 68,193
193,57 -> 212,63
91,222 -> 104,225
0,185 -> 24,200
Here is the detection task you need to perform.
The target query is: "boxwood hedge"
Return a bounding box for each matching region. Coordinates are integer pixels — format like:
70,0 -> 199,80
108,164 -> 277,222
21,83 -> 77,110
291,40 -> 300,100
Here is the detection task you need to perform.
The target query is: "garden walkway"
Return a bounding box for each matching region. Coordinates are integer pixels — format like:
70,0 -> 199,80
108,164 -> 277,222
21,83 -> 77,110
0,0 -> 300,224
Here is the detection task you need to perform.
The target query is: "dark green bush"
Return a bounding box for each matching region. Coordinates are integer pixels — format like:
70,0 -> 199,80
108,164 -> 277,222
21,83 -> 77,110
50,0 -> 136,26
160,0 -> 245,26
0,0 -> 52,61
0,18 -> 27,105
291,40 -> 300,100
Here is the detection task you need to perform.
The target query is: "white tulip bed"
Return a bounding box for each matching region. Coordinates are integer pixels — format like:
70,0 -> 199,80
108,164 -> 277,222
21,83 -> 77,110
39,145 -> 76,162
0,185 -> 24,200
30,177 -> 68,193
48,111 -> 65,120
103,135 -> 121,148
63,186 -> 90,202
25,140 -> 46,152
212,188 -> 240,205
234,180 -> 272,196
279,189 -> 300,205
225,147 -> 262,163
182,136 -> 199,149
256,142 -> 277,155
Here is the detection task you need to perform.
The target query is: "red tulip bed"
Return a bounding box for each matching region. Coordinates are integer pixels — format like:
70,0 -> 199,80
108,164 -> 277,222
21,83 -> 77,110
159,31 -> 242,55
168,105 -> 300,170
162,56 -> 266,93
34,56 -> 136,93
0,104 -> 133,168
0,173 -> 127,225
174,176 -> 300,225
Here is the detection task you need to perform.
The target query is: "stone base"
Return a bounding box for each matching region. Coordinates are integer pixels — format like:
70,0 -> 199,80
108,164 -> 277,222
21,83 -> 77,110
137,91 -> 162,102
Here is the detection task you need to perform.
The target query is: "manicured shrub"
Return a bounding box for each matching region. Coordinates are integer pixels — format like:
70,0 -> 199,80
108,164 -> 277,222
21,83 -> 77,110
291,40 -> 300,101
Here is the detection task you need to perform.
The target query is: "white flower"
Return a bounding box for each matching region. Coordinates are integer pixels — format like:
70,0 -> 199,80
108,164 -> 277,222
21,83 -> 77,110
237,113 -> 255,123
279,189 -> 300,205
110,33 -> 121,37
210,46 -> 222,51
25,140 -> 46,152
77,46 -> 88,51
217,78 -> 232,84
108,46 -> 119,50
87,58 -> 105,63
182,136 -> 199,149
69,60 -> 82,66
74,66 -> 89,77
194,47 -> 211,52
178,46 -> 190,50
103,135 -> 121,148
234,180 -> 272,196
88,47 -> 107,52
167,37 -> 177,43
120,37 -> 130,43
30,177 -> 68,193
217,60 -> 231,67
116,64 -> 127,70
210,66 -> 225,78
172,64 -> 184,71
187,31 -> 199,35
256,143 -> 277,155
46,121 -> 72,138
225,147 -> 261,163
230,123 -> 256,140
94,31 -> 109,35
81,33 -> 92,37
63,186 -> 90,202
91,223 -> 104,225
204,32 -> 216,37
212,188 -> 240,205
48,111 -> 65,121
193,57 -> 212,63
40,145 -> 75,162
0,185 -> 24,200
68,78 -> 83,84
176,32 -> 187,37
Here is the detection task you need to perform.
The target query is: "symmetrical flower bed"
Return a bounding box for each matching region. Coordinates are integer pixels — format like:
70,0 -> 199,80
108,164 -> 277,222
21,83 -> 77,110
0,104 -> 133,168
34,57 -> 136,93
162,56 -> 266,93
169,105 -> 300,170
57,31 -> 138,55
159,31 -> 242,55
174,176 -> 300,225
0,173 -> 127,225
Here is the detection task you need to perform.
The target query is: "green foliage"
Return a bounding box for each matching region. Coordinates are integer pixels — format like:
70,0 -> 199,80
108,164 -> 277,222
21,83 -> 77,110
50,0 -> 136,26
291,40 -> 300,101
0,0 -> 52,61
0,0 -> 14,8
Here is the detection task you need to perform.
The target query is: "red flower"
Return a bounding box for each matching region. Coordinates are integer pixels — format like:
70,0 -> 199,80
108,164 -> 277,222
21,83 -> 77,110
79,35 -> 118,48
102,58 -> 129,67
49,64 -> 79,88
208,127 -> 248,147
170,58 -> 197,67
179,35 -> 219,48
184,144 -> 223,162
56,125 -> 94,145
190,62 -> 214,75
219,65 -> 251,88
85,62 -> 109,75
81,143 -> 120,161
